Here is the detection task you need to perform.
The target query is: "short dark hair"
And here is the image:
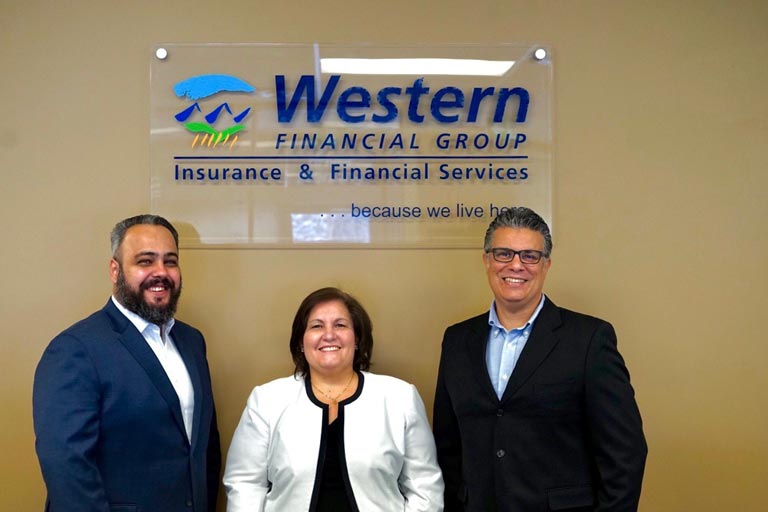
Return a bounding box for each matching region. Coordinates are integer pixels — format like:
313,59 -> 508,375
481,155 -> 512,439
289,287 -> 373,377
483,206 -> 552,257
111,214 -> 179,259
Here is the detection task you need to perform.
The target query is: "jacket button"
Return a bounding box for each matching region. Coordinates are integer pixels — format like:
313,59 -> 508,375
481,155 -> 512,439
186,500 -> 193,507
496,449 -> 506,458
496,409 -> 504,417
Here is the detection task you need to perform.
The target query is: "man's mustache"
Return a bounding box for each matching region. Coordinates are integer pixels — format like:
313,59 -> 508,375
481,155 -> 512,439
141,277 -> 175,291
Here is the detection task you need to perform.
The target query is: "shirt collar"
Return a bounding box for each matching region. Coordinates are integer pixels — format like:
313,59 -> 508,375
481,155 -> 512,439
488,294 -> 546,333
111,295 -> 175,339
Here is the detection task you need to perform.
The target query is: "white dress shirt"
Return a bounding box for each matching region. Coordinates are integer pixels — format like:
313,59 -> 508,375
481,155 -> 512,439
111,296 -> 195,442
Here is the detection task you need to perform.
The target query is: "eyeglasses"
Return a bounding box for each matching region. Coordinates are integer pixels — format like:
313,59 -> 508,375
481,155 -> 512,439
486,248 -> 545,264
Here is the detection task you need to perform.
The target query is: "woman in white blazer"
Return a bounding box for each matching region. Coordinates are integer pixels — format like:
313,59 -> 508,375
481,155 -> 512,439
224,287 -> 444,512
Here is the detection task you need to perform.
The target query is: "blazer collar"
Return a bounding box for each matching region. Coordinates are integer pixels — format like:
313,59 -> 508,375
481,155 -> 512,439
175,330 -> 204,447
500,297 -> 563,401
103,299 -> 192,443
465,314 -> 499,403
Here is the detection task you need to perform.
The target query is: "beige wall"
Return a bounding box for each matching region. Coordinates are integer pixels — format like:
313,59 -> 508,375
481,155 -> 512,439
3,1 -> 767,510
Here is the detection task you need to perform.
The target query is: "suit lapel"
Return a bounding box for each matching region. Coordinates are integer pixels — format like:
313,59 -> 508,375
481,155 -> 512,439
465,314 -> 500,402
104,301 -> 188,440
501,298 -> 563,401
173,326 -> 203,447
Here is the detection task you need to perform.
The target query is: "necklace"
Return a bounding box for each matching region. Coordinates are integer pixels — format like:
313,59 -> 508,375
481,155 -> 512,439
311,372 -> 356,404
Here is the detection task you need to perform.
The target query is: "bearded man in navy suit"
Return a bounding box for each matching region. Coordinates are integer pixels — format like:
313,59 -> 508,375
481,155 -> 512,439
34,214 -> 221,512
433,207 -> 647,511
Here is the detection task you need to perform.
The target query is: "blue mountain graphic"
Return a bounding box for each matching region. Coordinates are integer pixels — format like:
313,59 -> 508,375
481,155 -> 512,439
175,103 -> 202,122
175,102 -> 251,124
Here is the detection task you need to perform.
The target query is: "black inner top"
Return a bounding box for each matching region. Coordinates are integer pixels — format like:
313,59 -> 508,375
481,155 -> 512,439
316,418 -> 354,512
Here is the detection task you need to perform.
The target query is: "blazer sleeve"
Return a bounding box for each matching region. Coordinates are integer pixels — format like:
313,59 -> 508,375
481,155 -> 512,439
206,385 -> 222,512
33,334 -> 110,512
585,321 -> 648,512
223,388 -> 270,512
398,384 -> 445,512
432,328 -> 464,512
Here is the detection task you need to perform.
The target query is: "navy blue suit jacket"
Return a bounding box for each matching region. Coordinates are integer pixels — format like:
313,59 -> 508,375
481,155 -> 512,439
433,297 -> 647,511
33,300 -> 221,512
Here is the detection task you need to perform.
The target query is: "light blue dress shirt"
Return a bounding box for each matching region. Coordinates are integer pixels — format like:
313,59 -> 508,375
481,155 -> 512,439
486,294 -> 546,399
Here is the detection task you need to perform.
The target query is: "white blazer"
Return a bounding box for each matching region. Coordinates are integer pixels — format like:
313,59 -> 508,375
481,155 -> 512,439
224,372 -> 444,512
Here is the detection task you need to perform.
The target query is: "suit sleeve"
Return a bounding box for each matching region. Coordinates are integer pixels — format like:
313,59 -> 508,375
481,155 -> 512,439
33,334 -> 110,512
584,322 -> 648,512
222,388 -> 270,512
399,384 -> 445,512
206,385 -> 222,512
432,329 -> 464,512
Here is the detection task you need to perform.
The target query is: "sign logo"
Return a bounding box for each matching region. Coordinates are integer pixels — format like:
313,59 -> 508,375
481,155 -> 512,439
173,74 -> 254,148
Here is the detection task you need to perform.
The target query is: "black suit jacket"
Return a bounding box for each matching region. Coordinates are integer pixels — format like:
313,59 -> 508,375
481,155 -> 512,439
33,299 -> 221,512
433,297 -> 646,511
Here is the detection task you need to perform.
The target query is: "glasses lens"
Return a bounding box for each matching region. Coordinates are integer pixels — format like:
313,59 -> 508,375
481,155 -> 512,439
492,249 -> 512,262
520,250 -> 541,264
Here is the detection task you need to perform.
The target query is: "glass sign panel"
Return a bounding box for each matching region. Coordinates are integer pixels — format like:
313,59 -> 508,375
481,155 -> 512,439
150,43 -> 552,248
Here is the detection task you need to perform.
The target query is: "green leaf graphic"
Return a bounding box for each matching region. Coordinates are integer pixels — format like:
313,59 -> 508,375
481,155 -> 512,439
184,122 -> 217,134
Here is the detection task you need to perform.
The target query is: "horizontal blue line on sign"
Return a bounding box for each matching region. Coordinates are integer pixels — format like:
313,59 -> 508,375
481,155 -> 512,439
174,155 -> 529,160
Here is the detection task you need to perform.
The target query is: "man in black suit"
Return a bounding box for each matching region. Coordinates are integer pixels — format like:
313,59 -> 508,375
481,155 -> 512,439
433,207 -> 646,511
33,214 -> 221,511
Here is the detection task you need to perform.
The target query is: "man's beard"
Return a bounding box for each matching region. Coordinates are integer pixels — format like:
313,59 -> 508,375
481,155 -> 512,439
115,267 -> 182,326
